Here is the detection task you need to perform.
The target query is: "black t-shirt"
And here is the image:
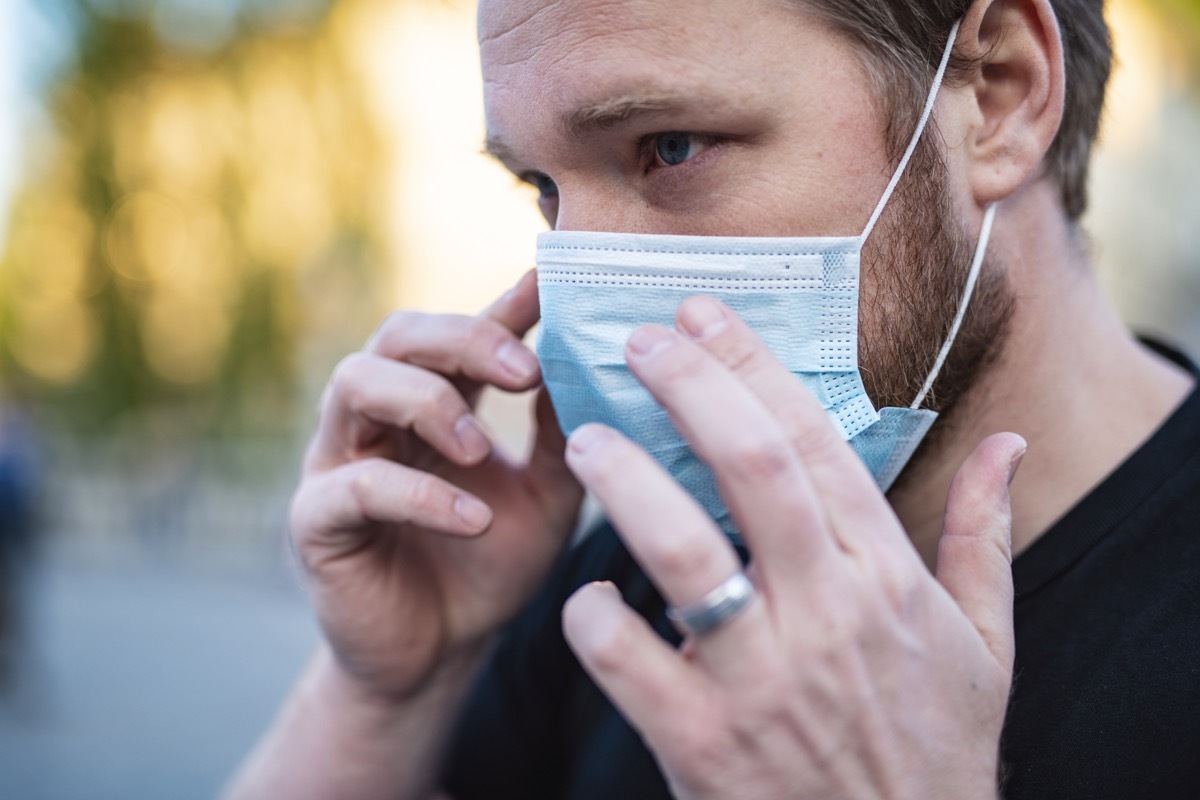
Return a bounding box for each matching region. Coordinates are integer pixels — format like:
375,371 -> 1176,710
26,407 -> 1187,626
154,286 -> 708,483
443,345 -> 1200,800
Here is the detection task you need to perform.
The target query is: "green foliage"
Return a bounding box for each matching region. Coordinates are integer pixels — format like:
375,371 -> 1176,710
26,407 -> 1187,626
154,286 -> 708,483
0,0 -> 389,438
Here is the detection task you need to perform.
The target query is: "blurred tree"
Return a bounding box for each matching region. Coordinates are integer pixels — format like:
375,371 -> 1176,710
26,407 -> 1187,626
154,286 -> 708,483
1157,0 -> 1200,76
0,0 -> 389,439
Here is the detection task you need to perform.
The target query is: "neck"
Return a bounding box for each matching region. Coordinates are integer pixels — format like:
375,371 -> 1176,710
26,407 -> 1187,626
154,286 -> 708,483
891,183 -> 1195,571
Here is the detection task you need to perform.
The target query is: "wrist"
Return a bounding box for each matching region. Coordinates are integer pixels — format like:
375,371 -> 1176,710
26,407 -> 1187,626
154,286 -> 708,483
223,645 -> 491,800
316,639 -> 491,726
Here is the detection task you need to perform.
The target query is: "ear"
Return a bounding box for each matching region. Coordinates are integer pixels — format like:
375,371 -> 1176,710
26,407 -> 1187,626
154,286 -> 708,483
955,0 -> 1066,206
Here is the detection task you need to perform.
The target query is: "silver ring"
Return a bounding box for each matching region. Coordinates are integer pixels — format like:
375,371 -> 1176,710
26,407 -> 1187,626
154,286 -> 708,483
666,571 -> 756,636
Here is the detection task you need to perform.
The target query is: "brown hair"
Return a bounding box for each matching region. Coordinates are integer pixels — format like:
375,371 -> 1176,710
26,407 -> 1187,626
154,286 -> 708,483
799,0 -> 1112,220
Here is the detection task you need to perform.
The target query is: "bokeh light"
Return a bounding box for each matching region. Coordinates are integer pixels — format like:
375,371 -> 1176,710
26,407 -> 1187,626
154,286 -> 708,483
0,0 -> 390,431
0,2 -> 1197,798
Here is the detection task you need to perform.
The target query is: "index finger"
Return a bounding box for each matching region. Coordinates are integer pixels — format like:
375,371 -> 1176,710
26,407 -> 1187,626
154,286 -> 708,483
674,296 -> 910,558
366,269 -> 543,393
622,324 -> 840,583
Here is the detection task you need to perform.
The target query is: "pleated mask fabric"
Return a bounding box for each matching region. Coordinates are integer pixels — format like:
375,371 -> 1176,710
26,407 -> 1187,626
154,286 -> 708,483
535,20 -> 994,536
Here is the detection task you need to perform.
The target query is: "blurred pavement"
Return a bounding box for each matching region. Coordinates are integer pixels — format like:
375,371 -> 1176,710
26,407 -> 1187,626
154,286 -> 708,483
0,552 -> 318,800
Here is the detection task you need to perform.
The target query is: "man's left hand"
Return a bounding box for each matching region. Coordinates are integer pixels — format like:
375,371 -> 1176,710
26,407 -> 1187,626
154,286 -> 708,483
560,296 -> 1024,800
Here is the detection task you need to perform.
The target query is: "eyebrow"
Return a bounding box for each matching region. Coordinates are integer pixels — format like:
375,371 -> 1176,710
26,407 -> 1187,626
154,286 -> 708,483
483,135 -> 518,165
560,93 -> 676,137
484,91 -> 681,166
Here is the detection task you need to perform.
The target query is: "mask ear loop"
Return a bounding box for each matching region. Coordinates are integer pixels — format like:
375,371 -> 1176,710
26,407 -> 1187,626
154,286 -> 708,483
851,18 -> 996,411
910,202 -> 997,409
860,19 -> 961,246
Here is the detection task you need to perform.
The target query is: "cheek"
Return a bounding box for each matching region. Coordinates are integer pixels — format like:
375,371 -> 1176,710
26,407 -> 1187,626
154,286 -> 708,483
634,145 -> 886,238
702,135 -> 895,238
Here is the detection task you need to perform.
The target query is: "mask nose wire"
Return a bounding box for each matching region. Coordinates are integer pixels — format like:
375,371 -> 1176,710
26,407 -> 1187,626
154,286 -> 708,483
859,19 -> 962,246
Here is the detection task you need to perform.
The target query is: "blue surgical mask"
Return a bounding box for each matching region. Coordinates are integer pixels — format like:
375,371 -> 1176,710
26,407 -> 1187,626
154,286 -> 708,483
535,21 -> 996,535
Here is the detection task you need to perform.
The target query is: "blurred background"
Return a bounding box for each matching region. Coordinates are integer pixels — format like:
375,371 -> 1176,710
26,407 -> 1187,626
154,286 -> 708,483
0,0 -> 1196,797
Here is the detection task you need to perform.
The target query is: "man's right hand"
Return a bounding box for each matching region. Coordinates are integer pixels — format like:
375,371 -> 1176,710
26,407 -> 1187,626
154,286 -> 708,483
290,269 -> 583,702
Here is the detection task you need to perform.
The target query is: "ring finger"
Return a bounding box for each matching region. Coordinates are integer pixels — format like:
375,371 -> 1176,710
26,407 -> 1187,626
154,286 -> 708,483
565,423 -> 773,681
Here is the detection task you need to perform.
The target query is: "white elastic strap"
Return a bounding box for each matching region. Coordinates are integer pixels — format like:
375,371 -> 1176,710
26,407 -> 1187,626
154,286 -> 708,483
910,202 -> 997,410
860,19 -> 962,245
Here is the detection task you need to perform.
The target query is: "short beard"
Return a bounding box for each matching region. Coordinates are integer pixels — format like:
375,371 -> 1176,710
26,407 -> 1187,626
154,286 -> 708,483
857,134 -> 1016,483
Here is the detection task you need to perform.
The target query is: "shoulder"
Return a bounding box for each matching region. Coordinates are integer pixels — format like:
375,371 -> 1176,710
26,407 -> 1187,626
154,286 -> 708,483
1004,344 -> 1200,799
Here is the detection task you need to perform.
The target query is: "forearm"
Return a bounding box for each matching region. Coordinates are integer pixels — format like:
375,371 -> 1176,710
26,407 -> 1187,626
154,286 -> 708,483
222,644 -> 485,800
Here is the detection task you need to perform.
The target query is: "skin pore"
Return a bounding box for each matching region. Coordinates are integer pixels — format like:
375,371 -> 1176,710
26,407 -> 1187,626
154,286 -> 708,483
481,0 -> 1194,567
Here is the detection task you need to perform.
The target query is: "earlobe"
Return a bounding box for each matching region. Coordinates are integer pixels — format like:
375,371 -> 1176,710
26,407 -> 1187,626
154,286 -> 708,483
960,0 -> 1066,206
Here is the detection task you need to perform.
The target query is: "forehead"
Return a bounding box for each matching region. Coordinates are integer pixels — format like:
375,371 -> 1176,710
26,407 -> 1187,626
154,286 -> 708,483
478,0 -> 861,154
479,0 -> 766,53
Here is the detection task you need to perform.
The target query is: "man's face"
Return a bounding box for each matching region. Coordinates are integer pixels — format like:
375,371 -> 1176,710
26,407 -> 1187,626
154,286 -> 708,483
479,0 -> 1012,437
479,0 -> 892,237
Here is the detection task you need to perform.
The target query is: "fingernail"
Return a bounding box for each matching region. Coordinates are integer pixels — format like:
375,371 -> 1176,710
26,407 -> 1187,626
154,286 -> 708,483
568,424 -> 612,455
454,414 -> 491,460
626,326 -> 675,358
497,341 -> 539,381
678,296 -> 728,340
454,495 -> 493,530
1007,443 -> 1027,487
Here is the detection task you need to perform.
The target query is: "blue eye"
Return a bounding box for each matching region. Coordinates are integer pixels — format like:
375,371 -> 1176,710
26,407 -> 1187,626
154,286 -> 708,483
531,172 -> 558,199
654,132 -> 702,167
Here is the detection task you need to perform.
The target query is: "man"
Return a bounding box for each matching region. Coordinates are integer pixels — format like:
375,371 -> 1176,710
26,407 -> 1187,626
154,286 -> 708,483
0,404 -> 38,692
226,0 -> 1199,798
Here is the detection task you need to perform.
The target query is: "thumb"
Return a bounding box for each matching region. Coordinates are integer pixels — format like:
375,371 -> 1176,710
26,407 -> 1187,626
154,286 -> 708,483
936,432 -> 1026,671
483,268 -> 541,338
526,386 -> 584,520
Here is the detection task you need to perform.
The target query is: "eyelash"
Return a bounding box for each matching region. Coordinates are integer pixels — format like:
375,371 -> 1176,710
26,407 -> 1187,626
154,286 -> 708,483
522,172 -> 558,199
518,131 -> 726,202
638,132 -> 719,174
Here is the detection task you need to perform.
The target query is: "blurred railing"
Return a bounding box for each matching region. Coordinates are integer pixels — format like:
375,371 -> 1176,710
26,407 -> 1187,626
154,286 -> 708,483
38,433 -> 301,573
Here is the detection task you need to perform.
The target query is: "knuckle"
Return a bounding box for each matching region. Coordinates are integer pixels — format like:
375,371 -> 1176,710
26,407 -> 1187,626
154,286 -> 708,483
415,374 -> 458,417
464,316 -> 506,357
713,333 -> 761,374
789,420 -> 843,463
725,436 -> 794,485
367,309 -> 419,350
748,688 -> 801,740
329,352 -> 373,410
287,483 -> 317,543
872,554 -> 923,613
806,580 -> 859,647
403,471 -> 448,514
288,487 -> 330,574
300,436 -> 326,474
726,703 -> 766,749
670,717 -> 727,773
369,311 -> 473,368
656,345 -> 706,384
651,536 -> 722,585
345,460 -> 384,520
